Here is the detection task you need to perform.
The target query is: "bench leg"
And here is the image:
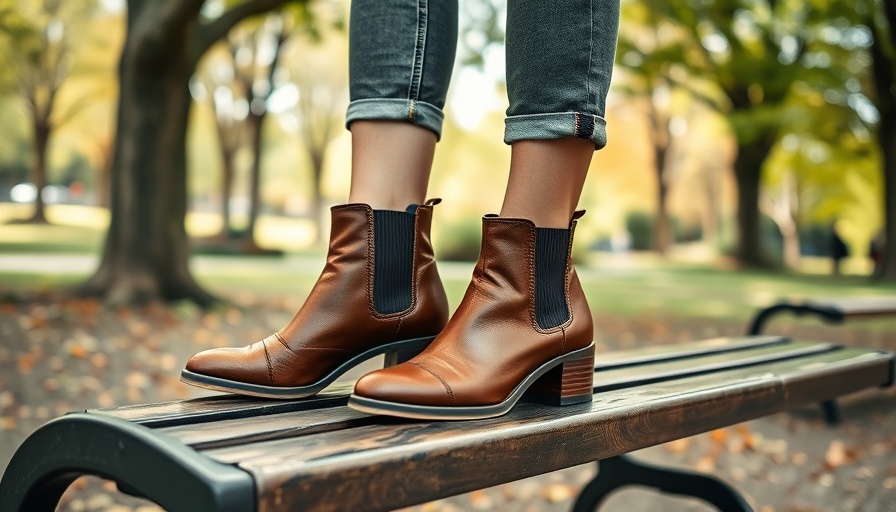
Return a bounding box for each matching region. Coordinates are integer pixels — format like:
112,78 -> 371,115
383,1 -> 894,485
820,399 -> 841,426
571,455 -> 754,512
0,413 -> 256,512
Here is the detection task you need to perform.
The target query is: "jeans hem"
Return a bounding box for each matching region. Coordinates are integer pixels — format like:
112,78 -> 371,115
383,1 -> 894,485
346,98 -> 445,140
504,112 -> 608,149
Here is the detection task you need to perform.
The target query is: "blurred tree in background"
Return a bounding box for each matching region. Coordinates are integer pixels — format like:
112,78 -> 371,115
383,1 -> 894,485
863,1 -> 896,278
0,0 -> 98,224
286,25 -> 348,242
1,0 -> 895,304
614,0 -> 699,255
76,0 -> 321,305
195,3 -> 342,249
197,12 -> 291,251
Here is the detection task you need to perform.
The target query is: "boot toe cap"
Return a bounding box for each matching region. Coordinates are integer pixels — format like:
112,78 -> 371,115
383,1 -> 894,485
353,363 -> 455,406
185,346 -> 272,386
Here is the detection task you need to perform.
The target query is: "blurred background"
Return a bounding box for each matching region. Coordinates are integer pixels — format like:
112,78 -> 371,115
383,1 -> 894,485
0,0 -> 895,511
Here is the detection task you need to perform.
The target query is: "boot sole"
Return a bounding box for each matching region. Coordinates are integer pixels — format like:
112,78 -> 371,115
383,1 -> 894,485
347,342 -> 595,420
180,335 -> 435,399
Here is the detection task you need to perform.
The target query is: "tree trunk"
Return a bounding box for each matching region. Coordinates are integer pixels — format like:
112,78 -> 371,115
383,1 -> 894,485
76,30 -> 215,305
244,112 -> 265,241
27,122 -> 50,224
877,110 -> 896,279
733,138 -> 774,268
779,220 -> 800,269
870,6 -> 896,280
700,163 -> 721,246
95,139 -> 113,208
303,149 -> 324,244
219,146 -> 236,238
653,144 -> 671,254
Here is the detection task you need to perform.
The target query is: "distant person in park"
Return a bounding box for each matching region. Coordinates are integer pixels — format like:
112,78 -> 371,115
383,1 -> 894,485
182,1 -> 620,420
869,231 -> 884,276
830,221 -> 849,276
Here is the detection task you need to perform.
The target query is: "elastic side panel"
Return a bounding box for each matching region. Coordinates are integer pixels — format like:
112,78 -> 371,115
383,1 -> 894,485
534,227 -> 570,329
373,209 -> 416,314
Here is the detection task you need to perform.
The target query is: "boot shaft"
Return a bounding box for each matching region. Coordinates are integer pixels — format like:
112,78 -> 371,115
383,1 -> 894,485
471,211 -> 589,333
325,199 -> 445,319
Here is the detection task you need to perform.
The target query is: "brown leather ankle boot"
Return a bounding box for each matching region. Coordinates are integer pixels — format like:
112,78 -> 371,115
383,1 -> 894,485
181,199 -> 449,398
349,212 -> 594,420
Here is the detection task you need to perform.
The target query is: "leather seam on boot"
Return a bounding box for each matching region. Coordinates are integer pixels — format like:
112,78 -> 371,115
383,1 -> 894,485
563,220 -> 578,327
392,316 -> 404,341
409,208 -> 421,313
261,339 -> 275,386
410,361 -> 456,404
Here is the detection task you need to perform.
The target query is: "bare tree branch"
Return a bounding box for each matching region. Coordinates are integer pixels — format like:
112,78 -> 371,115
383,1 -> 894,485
194,0 -> 298,59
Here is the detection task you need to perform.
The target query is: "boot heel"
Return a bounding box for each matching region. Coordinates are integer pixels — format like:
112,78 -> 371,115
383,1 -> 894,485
383,339 -> 431,368
526,345 -> 595,406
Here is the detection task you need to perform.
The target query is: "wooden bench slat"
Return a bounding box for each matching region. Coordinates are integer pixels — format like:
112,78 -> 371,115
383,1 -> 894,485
201,348 -> 891,512
160,407 -> 375,450
89,336 -> 790,427
155,341 -> 832,450
594,340 -> 835,391
802,298 -> 896,317
594,335 -> 788,369
88,383 -> 354,428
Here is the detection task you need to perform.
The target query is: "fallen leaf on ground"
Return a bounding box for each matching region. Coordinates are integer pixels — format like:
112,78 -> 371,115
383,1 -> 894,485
696,455 -> 715,472
825,440 -> 850,470
665,437 -> 691,453
90,353 -> 108,369
542,483 -> 575,503
69,344 -> 88,359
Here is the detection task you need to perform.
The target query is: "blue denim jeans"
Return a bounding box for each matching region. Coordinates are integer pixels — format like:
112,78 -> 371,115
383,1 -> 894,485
346,0 -> 620,149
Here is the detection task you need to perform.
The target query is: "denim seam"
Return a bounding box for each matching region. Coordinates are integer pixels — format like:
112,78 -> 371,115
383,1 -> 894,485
348,98 -> 444,112
586,0 -> 595,116
505,111 -> 607,123
407,0 -> 429,120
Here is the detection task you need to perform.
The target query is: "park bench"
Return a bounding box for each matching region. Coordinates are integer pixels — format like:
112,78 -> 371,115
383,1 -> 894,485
1,335 -> 893,512
748,296 -> 896,425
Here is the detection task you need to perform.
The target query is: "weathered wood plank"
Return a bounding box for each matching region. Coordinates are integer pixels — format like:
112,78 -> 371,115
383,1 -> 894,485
595,335 -> 788,369
593,341 -> 835,391
88,383 -> 354,428
203,349 -> 892,512
160,407 -> 374,450
158,341 -> 832,450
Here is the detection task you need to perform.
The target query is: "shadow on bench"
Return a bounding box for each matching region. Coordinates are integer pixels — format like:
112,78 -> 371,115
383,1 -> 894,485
1,336 -> 893,512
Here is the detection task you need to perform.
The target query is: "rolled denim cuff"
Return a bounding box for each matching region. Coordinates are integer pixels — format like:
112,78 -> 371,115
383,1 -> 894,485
504,112 -> 608,150
345,99 -> 446,140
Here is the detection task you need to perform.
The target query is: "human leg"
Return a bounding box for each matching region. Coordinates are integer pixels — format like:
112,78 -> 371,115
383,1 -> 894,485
501,0 -> 620,226
350,0 -> 620,419
346,0 -> 458,209
181,0 -> 458,397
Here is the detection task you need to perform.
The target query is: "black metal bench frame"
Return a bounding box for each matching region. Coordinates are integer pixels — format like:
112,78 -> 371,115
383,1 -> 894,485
1,336 -> 893,512
747,297 -> 896,426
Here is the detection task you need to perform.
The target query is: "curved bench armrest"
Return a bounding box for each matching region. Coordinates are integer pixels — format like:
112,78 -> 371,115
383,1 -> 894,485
0,413 -> 255,512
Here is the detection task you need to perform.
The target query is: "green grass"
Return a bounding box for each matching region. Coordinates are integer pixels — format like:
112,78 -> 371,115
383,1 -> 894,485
0,204 -> 321,254
575,263 -> 896,319
3,203 -> 896,322
5,258 -> 896,324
